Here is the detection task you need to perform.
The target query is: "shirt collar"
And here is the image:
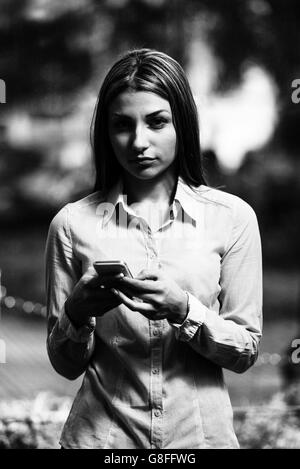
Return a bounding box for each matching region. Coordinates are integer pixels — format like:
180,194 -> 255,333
174,177 -> 201,221
101,176 -> 201,227
100,179 -> 133,227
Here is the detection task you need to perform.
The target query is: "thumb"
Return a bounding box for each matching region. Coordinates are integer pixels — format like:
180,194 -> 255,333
136,269 -> 159,281
81,266 -> 100,287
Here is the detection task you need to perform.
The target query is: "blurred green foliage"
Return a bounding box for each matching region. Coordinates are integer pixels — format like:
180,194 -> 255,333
1,2 -> 300,446
0,0 -> 300,269
1,391 -> 300,448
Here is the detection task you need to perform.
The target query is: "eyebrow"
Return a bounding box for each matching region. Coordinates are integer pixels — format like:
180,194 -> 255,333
111,109 -> 171,118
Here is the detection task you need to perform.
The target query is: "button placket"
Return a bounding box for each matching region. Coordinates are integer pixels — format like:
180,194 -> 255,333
145,227 -> 160,268
150,320 -> 163,449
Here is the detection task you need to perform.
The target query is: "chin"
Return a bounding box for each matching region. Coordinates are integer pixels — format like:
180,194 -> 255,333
133,172 -> 160,180
127,167 -> 164,180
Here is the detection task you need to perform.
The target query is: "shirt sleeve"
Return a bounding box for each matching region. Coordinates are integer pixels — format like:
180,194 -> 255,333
45,204 -> 96,380
170,198 -> 263,374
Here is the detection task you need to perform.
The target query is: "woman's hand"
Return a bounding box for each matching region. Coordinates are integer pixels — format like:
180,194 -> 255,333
110,268 -> 188,323
65,266 -> 131,327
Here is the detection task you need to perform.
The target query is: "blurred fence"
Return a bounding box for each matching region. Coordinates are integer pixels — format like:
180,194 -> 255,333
0,270 -> 80,401
1,284 -> 46,318
0,277 -> 286,368
0,271 -> 298,397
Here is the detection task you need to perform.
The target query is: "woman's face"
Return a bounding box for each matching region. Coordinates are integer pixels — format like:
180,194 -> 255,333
108,90 -> 177,182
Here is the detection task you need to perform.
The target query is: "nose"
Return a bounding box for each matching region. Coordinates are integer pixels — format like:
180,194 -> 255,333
132,124 -> 150,153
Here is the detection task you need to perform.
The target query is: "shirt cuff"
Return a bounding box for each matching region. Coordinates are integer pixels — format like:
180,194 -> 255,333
169,292 -> 207,342
58,305 -> 96,343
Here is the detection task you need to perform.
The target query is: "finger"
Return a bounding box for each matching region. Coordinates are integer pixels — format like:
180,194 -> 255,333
84,266 -> 99,281
100,272 -> 125,282
118,288 -> 158,304
89,272 -> 125,289
89,284 -> 135,302
110,288 -> 155,313
80,267 -> 101,288
108,284 -> 153,303
118,276 -> 160,293
98,273 -> 125,288
136,269 -> 160,280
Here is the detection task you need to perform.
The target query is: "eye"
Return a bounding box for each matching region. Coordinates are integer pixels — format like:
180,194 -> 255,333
148,117 -> 169,129
111,118 -> 132,131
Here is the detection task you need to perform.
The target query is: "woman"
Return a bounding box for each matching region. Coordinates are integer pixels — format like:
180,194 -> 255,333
45,48 -> 262,449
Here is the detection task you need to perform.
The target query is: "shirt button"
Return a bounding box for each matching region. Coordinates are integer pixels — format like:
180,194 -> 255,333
154,410 -> 161,417
153,329 -> 159,336
152,368 -> 159,374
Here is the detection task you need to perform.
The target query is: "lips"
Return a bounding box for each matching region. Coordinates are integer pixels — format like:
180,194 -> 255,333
129,156 -> 157,166
130,156 -> 156,162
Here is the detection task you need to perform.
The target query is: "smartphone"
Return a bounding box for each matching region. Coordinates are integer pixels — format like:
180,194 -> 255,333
94,260 -> 143,302
93,260 -> 133,278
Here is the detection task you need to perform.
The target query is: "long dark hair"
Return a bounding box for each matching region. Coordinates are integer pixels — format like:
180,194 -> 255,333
90,48 -> 207,195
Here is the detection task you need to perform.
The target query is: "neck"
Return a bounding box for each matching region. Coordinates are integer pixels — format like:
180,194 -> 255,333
122,168 -> 178,207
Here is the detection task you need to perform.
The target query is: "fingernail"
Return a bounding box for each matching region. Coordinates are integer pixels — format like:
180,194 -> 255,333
111,288 -> 118,294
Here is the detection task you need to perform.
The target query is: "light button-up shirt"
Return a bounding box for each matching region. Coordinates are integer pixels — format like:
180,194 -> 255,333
45,177 -> 262,449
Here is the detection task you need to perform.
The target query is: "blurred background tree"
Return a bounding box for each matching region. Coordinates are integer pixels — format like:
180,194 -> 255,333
1,0 -> 300,305
1,0 -> 300,424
